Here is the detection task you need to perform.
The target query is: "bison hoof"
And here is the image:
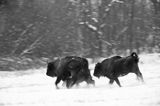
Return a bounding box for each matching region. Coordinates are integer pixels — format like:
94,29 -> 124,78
56,86 -> 60,89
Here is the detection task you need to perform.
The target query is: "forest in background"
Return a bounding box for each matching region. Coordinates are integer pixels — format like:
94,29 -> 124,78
0,0 -> 160,71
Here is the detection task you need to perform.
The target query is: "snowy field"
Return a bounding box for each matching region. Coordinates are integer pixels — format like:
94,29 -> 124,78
0,53 -> 160,106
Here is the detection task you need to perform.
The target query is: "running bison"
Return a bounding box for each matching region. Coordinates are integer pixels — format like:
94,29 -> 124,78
93,52 -> 144,87
46,56 -> 95,89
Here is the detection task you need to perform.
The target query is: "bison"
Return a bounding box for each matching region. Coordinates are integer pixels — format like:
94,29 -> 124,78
93,52 -> 144,87
46,56 -> 95,89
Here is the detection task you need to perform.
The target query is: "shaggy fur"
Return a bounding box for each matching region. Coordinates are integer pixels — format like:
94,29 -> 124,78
46,56 -> 94,88
94,52 -> 143,87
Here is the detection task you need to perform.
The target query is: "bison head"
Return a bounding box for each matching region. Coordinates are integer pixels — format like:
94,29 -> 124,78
46,62 -> 57,77
93,62 -> 102,78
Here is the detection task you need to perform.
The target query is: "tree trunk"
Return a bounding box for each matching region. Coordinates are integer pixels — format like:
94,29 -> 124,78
76,0 -> 84,56
128,0 -> 135,53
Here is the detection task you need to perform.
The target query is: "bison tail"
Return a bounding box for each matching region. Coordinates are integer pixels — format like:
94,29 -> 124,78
131,52 -> 139,63
131,52 -> 138,57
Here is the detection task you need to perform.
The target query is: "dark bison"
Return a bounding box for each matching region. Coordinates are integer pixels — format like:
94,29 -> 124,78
93,52 -> 144,87
46,56 -> 95,89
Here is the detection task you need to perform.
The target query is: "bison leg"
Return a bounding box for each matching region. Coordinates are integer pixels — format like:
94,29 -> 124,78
136,72 -> 144,82
66,79 -> 76,88
70,78 -> 77,87
67,76 -> 78,88
55,77 -> 61,89
86,78 -> 95,86
115,78 -> 122,87
109,79 -> 114,85
66,78 -> 73,88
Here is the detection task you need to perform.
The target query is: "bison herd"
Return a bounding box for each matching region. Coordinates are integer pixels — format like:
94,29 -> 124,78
46,52 -> 144,89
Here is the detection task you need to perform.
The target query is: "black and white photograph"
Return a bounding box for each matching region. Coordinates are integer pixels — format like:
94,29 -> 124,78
0,0 -> 160,106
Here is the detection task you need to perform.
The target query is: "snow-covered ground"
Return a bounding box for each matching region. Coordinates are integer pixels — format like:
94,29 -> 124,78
0,53 -> 160,106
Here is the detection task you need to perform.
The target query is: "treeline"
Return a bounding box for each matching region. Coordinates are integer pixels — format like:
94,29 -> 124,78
0,0 -> 160,70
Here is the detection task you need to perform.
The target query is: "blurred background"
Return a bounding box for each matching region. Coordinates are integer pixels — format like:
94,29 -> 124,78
1,1 -> 160,106
0,0 -> 160,71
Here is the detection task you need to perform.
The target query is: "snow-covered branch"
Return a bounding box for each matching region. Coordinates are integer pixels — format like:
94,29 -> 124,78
85,22 -> 97,31
101,39 -> 112,46
112,0 -> 124,3
20,36 -> 43,56
105,0 -> 124,12
91,17 -> 98,23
